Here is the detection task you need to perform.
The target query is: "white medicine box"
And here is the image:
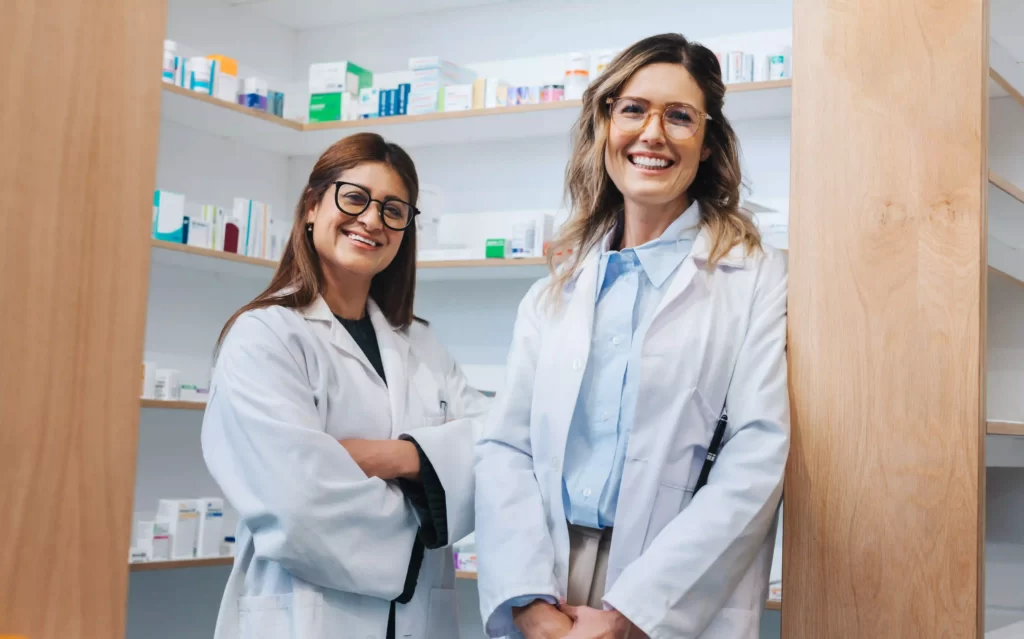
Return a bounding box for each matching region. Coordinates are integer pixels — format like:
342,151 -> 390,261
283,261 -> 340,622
156,499 -> 200,560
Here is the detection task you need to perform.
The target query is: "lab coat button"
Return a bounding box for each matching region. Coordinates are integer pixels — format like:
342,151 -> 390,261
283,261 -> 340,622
582,488 -> 592,497
612,336 -> 621,346
572,359 -> 582,370
551,456 -> 560,468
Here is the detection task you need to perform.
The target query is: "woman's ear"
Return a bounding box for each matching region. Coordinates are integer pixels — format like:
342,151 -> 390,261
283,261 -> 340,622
700,146 -> 711,161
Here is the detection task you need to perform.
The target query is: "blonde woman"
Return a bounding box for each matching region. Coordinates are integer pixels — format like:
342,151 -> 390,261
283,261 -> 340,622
475,34 -> 788,639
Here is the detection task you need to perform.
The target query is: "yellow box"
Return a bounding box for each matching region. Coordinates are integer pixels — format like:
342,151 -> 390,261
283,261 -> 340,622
207,54 -> 238,76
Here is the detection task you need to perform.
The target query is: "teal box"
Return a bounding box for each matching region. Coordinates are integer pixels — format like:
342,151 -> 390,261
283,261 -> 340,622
153,190 -> 186,243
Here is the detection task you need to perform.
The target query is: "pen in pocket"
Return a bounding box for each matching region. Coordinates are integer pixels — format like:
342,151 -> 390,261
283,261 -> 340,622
439,400 -> 448,422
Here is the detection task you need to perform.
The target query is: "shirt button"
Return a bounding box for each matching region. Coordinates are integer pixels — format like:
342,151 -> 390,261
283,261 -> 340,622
611,336 -> 621,346
572,359 -> 582,370
582,488 -> 592,497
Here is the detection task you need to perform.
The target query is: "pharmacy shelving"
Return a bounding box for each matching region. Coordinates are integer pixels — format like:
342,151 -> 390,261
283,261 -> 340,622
150,238 -> 549,281
130,557 -> 233,572
160,52 -> 1024,157
141,399 -> 207,411
161,79 -> 792,154
990,422 -> 1024,437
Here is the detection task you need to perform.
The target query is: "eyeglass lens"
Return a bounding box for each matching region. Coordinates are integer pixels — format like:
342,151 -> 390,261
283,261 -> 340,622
335,183 -> 414,230
610,98 -> 702,139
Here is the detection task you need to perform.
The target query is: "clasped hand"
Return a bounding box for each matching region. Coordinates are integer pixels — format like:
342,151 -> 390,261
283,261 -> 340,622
338,439 -> 420,481
514,600 -> 639,639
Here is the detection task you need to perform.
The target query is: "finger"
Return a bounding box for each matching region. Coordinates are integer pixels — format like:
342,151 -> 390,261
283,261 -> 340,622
557,602 -> 580,621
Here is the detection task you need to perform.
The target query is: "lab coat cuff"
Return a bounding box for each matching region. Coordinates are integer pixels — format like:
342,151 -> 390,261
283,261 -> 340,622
398,435 -> 449,549
602,589 -> 659,639
484,587 -> 560,638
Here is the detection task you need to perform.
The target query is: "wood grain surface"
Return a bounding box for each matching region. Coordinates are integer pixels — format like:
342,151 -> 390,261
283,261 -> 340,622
0,1 -> 165,637
786,0 -> 988,637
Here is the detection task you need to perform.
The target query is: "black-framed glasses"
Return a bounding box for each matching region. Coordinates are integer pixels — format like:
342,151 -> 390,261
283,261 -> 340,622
606,96 -> 711,140
333,181 -> 419,231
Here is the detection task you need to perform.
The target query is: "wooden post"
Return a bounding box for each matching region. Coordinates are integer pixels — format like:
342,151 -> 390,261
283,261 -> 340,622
785,0 -> 988,636
0,1 -> 165,637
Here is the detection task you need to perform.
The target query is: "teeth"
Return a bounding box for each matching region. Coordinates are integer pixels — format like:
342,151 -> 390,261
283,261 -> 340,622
631,156 -> 670,169
347,233 -> 378,247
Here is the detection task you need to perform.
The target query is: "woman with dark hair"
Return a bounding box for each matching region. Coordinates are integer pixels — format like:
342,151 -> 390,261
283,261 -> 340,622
475,33 -> 789,639
203,132 -> 481,639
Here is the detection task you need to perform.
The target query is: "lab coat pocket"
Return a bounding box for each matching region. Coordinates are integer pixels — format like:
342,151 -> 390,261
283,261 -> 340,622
238,591 -> 324,639
427,588 -> 460,639
641,483 -> 691,552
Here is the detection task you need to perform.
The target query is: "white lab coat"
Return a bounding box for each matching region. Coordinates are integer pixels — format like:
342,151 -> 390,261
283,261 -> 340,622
475,230 -> 789,639
203,296 -> 485,639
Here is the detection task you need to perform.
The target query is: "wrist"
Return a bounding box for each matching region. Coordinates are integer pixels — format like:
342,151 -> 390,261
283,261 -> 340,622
512,600 -> 556,631
393,439 -> 420,480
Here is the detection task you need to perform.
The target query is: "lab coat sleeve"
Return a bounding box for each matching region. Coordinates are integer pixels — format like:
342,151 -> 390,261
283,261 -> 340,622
398,329 -> 487,547
202,312 -> 419,600
475,281 -> 562,638
603,252 -> 790,639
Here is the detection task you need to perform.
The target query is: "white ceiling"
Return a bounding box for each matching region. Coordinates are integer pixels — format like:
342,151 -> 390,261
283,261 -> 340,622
222,0 -> 513,29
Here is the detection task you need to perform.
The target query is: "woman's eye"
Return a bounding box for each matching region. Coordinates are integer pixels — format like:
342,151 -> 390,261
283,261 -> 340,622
620,103 -> 645,115
667,109 -> 694,124
383,205 -> 404,219
344,193 -> 367,204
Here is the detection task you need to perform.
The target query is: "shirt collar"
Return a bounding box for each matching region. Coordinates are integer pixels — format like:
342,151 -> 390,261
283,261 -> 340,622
600,200 -> 701,288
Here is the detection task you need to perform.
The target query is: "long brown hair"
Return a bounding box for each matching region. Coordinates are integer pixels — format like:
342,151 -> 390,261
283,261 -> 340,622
548,33 -> 760,300
217,132 -> 420,348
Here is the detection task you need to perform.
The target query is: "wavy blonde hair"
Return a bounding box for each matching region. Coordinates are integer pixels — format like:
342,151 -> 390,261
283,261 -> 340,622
547,33 -> 761,300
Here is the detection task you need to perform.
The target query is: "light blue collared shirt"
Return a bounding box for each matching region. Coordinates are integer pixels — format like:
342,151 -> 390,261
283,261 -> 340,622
562,202 -> 699,528
495,202 -> 700,620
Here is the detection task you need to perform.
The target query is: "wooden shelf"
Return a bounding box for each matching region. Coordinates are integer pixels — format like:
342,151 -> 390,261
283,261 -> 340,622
151,239 -> 278,268
992,171 -> 1024,207
150,238 -> 549,280
990,421 -> 1024,437
140,399 -> 206,411
161,80 -> 793,154
163,84 -> 303,130
129,557 -> 232,572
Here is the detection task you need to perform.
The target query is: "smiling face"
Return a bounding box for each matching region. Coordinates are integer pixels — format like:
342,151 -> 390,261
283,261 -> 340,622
306,161 -> 410,284
604,62 -> 710,217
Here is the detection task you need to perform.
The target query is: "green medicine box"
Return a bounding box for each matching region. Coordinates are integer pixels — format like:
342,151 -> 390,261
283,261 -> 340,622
309,93 -> 342,122
485,238 -> 509,259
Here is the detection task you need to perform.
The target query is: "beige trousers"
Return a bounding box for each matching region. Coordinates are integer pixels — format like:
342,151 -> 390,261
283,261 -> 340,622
566,523 -> 614,608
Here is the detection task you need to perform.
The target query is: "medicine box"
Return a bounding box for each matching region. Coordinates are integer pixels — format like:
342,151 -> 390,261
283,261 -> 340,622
485,238 -> 509,259
443,84 -> 473,112
359,88 -> 379,119
156,499 -> 200,560
308,60 -> 373,95
153,190 -> 186,243
196,498 -> 225,558
309,92 -> 342,122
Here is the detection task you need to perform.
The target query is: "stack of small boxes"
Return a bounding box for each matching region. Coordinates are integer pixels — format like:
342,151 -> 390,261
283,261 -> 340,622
408,57 -> 477,115
308,60 -> 374,123
131,498 -> 225,562
152,189 -> 284,261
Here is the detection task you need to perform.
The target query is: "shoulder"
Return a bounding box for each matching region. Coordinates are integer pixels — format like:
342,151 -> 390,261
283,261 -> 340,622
751,244 -> 788,292
219,305 -> 308,363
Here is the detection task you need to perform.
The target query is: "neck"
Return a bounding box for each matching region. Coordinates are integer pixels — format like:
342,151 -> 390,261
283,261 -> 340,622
619,196 -> 692,249
321,267 -> 371,320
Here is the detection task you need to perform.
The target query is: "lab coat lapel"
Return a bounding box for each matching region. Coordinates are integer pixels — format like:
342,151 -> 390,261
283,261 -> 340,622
548,253 -> 599,444
649,228 -> 749,321
367,300 -> 409,438
301,296 -> 379,378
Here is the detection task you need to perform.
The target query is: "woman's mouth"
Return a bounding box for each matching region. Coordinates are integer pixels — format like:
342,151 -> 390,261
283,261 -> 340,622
343,230 -> 381,249
628,154 -> 675,171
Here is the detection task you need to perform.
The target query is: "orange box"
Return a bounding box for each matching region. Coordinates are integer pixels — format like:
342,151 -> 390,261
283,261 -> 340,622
207,54 -> 238,77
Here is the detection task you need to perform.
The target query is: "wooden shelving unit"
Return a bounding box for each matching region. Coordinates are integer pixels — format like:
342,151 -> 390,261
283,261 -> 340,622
163,84 -> 304,130
150,238 -> 547,274
140,399 -> 206,411
990,421 -> 1024,437
130,557 -> 233,572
